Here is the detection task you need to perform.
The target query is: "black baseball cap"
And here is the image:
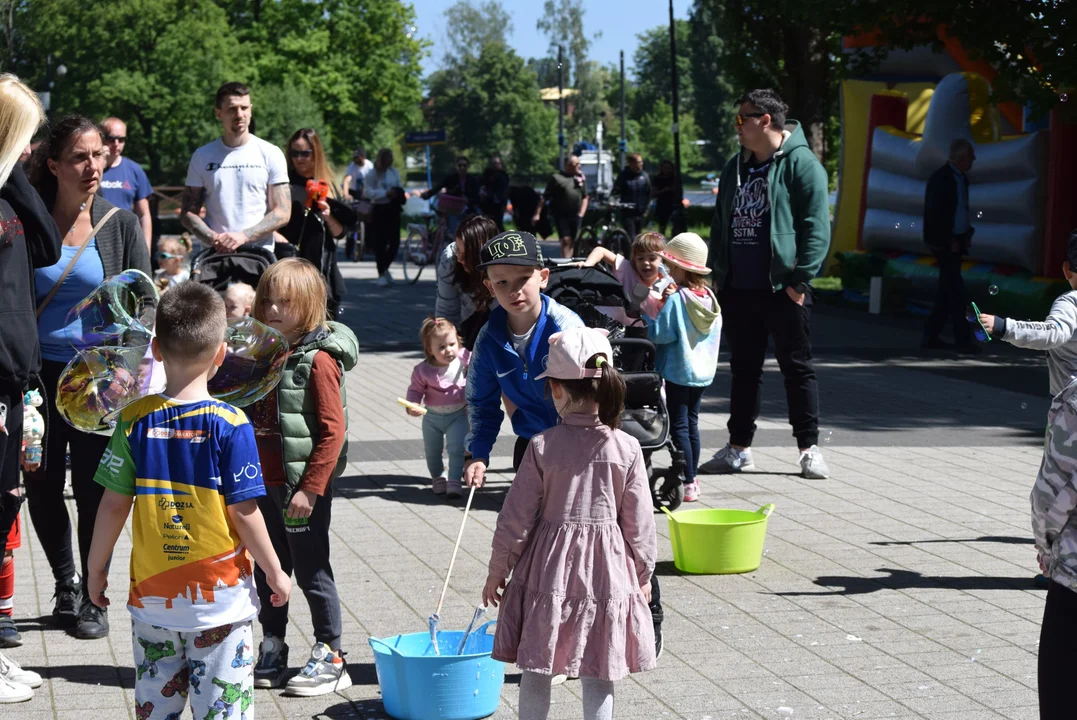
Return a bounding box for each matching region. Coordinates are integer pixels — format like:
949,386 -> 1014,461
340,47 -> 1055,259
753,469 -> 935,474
477,231 -> 544,269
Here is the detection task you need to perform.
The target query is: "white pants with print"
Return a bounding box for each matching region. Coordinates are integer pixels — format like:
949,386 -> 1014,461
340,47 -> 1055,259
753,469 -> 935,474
132,616 -> 255,720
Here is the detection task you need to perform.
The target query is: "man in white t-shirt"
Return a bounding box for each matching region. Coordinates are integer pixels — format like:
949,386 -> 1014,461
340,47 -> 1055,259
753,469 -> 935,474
342,147 -> 374,201
181,82 -> 291,253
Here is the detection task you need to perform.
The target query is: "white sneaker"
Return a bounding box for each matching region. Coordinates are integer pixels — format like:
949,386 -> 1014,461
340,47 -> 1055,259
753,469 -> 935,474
0,652 -> 41,689
384,269 -> 394,285
0,675 -> 32,703
799,445 -> 830,479
698,444 -> 755,474
284,643 -> 352,697
375,274 -> 389,287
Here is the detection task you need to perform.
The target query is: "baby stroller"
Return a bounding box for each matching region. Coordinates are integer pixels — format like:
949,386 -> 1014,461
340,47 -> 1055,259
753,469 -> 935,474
189,246 -> 276,292
544,261 -> 686,510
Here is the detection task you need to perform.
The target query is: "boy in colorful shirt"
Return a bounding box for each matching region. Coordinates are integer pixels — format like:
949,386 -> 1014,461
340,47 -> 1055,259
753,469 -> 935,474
86,282 -> 290,719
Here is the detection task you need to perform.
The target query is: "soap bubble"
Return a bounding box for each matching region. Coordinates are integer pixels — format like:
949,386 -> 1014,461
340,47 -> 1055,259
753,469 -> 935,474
56,345 -> 160,434
1062,93 -> 1070,103
207,317 -> 289,407
1022,402 -> 1028,410
894,223 -> 900,229
1059,48 -> 1066,57
64,269 -> 157,351
988,285 -> 999,295
824,430 -> 833,445
977,211 -> 983,218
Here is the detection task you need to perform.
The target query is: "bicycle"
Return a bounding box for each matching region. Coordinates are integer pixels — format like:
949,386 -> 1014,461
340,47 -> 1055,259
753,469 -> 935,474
401,193 -> 468,284
574,199 -> 635,258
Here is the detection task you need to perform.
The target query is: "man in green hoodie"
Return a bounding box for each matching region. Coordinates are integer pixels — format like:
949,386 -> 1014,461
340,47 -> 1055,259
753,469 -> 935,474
700,88 -> 831,480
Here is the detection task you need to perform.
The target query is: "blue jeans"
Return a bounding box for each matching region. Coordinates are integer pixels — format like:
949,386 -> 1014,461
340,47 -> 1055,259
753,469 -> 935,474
422,408 -> 468,480
666,382 -> 705,483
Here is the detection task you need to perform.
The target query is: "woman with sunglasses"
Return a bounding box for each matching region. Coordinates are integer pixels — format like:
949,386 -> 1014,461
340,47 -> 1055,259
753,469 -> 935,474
25,115 -> 149,642
277,128 -> 356,317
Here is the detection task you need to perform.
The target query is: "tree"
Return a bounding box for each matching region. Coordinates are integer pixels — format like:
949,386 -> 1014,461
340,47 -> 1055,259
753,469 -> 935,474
426,42 -> 557,178
252,81 -> 327,152
17,0 -> 245,181
686,6 -> 738,166
637,101 -> 703,170
527,57 -> 561,89
536,0 -> 607,142
443,0 -> 513,64
632,22 -> 695,121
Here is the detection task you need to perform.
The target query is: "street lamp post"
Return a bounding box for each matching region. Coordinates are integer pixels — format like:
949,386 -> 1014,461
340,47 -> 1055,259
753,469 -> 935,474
668,0 -> 687,235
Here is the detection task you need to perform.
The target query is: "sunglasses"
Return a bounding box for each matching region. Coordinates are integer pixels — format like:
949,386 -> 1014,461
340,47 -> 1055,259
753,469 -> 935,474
104,135 -> 126,143
289,149 -> 313,159
965,301 -> 992,343
735,112 -> 767,126
157,251 -> 184,261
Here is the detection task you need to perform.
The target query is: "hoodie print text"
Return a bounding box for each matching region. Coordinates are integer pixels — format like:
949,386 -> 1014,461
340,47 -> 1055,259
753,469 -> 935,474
729,157 -> 773,290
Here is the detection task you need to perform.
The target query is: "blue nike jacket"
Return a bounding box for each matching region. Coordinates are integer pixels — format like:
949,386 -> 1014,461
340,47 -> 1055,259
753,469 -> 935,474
465,294 -> 583,463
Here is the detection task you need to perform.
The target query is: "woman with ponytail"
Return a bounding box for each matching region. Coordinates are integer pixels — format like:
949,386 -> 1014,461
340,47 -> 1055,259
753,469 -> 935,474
482,326 -> 657,720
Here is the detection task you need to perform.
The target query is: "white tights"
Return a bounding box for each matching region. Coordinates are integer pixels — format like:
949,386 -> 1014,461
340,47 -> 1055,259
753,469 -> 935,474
518,671 -> 615,720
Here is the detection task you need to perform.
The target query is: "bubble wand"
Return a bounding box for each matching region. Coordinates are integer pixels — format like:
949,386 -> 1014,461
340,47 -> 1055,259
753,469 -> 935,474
429,484 -> 478,655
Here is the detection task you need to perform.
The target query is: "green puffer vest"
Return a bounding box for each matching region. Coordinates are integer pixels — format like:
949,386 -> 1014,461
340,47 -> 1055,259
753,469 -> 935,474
278,321 -> 359,488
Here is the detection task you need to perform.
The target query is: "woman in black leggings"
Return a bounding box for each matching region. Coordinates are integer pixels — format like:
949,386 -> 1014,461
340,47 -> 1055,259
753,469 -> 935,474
25,116 -> 150,640
363,148 -> 404,287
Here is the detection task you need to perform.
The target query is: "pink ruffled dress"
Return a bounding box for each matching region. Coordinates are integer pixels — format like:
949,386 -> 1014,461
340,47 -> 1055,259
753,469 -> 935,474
488,413 -> 657,681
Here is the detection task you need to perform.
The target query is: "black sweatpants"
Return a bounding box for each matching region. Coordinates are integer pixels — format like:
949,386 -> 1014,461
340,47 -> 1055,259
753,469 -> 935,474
371,203 -> 402,277
621,213 -> 644,246
0,383 -> 24,539
512,434 -> 664,631
1040,579 -> 1077,719
720,287 -> 820,449
24,359 -> 110,586
255,484 -> 343,650
923,249 -> 971,345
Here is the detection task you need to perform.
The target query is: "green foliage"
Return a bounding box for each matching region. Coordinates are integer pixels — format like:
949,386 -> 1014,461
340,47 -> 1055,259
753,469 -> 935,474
631,21 -> 694,121
536,0 -> 608,143
637,101 -> 703,170
443,0 -> 514,62
426,41 -> 557,178
10,0 -> 425,182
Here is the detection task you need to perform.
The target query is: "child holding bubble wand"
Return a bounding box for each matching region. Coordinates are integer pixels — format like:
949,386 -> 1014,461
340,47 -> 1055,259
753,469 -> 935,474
482,327 -> 657,720
245,258 -> 358,696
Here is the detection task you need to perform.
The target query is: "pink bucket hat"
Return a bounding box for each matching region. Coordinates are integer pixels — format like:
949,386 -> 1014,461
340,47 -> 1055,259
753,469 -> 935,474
535,327 -> 613,380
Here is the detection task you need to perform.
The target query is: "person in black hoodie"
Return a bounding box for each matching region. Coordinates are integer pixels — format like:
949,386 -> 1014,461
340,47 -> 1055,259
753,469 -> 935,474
0,75 -> 58,674
24,115 -> 149,642
277,128 -> 356,318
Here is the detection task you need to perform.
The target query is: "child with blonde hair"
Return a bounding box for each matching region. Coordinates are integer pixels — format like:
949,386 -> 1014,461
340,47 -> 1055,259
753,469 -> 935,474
405,317 -> 470,499
246,258 -> 358,695
483,326 -> 656,720
222,282 -> 256,319
646,232 -> 721,502
154,234 -> 191,291
579,231 -> 667,325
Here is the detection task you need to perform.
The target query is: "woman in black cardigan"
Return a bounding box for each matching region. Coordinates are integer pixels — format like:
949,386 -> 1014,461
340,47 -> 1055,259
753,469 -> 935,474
277,128 -> 355,318
25,115 -> 149,641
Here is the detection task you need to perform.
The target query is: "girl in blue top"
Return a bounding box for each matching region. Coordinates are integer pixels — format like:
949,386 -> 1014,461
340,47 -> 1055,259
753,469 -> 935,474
645,233 -> 721,503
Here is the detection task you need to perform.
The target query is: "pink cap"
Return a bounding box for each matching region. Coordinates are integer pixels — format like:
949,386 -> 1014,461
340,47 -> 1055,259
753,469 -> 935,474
535,327 -> 613,380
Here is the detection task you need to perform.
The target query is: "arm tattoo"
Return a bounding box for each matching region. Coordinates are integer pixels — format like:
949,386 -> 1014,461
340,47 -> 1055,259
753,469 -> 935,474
179,186 -> 215,242
243,183 -> 291,242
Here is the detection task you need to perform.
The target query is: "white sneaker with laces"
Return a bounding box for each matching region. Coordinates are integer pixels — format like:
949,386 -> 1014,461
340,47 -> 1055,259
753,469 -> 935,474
375,274 -> 389,287
0,674 -> 32,703
698,444 -> 755,474
799,445 -> 830,479
0,652 -> 41,689
284,643 -> 352,697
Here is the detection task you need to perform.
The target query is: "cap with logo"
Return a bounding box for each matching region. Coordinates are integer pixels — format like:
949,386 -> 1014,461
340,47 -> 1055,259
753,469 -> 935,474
477,231 -> 544,269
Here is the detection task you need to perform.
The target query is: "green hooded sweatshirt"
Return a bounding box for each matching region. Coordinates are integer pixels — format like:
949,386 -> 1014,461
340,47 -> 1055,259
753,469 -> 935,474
278,321 -> 359,489
707,120 -> 831,292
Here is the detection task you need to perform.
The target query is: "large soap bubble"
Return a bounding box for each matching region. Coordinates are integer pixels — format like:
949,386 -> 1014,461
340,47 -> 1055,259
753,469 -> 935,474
209,317 -> 289,407
56,272 -> 288,433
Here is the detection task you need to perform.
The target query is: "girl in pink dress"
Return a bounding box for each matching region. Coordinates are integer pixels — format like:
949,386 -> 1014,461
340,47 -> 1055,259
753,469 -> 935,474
482,327 -> 657,720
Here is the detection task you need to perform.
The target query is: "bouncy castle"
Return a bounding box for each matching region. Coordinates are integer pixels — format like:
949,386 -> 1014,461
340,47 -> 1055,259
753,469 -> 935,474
830,31 -> 1077,316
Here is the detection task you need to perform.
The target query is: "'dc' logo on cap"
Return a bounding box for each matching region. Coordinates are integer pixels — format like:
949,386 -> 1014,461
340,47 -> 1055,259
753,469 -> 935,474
487,233 -> 527,259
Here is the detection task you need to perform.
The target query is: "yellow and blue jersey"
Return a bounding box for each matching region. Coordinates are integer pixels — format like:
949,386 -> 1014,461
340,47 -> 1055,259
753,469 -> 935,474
94,395 -> 266,631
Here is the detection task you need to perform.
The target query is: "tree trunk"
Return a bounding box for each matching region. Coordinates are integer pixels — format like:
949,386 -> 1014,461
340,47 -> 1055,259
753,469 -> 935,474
780,25 -> 829,163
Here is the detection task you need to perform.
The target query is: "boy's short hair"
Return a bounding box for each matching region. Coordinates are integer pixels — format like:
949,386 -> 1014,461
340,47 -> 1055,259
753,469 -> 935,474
631,231 -> 665,260
1067,229 -> 1077,269
155,283 -> 227,362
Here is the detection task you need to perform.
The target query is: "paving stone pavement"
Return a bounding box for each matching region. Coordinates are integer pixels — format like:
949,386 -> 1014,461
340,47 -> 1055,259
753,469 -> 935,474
7,251 -> 1051,719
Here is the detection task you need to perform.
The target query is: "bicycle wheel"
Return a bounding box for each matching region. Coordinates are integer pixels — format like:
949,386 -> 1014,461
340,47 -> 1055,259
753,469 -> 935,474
574,227 -> 598,258
402,232 -> 427,284
353,221 -> 366,261
605,229 -> 631,257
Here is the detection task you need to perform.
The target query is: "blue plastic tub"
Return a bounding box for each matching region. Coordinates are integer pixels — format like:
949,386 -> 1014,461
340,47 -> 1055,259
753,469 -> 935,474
369,620 -> 505,720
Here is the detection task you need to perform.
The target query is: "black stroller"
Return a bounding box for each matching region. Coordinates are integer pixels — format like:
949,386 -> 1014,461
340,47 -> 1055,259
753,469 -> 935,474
189,246 -> 276,292
544,261 -> 686,510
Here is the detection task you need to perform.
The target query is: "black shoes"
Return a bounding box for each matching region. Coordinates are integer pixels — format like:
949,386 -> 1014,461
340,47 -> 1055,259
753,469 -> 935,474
51,582 -> 81,628
74,599 -> 109,640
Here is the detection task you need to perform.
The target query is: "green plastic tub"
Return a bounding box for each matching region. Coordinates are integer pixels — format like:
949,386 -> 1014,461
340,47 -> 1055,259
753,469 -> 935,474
661,504 -> 775,574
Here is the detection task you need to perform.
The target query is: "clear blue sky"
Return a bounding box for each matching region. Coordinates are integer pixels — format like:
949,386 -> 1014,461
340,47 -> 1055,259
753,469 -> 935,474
409,0 -> 695,79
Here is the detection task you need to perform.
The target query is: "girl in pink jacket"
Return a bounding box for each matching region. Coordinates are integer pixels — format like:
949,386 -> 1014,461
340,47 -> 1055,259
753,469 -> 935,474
482,327 -> 657,720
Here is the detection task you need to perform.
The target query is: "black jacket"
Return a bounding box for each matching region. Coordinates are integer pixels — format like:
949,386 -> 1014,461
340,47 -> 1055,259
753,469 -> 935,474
923,163 -> 972,252
613,169 -> 651,215
432,172 -> 481,210
0,165 -> 61,388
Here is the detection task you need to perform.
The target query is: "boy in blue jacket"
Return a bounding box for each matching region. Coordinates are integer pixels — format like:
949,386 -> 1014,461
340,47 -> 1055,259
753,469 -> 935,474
463,231 -> 583,486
